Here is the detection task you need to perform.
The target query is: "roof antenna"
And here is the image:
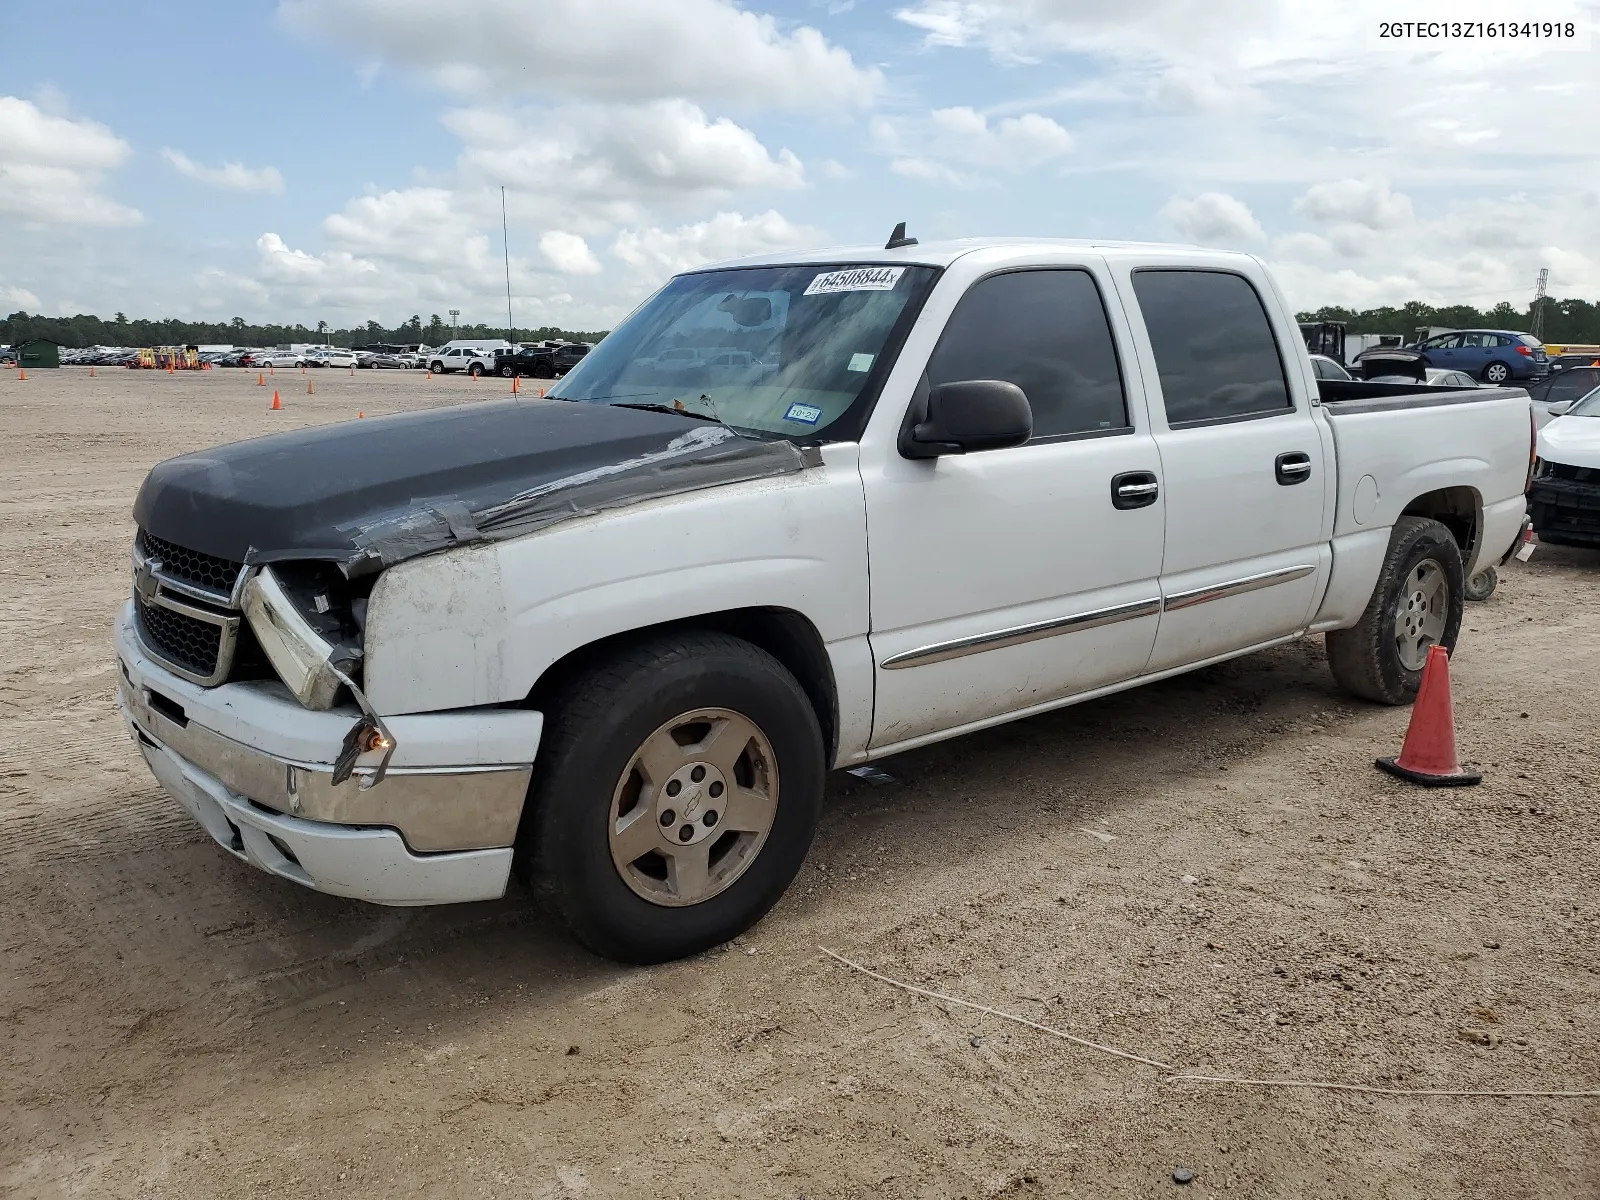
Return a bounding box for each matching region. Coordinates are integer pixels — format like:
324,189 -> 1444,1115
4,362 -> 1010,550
885,221 -> 918,250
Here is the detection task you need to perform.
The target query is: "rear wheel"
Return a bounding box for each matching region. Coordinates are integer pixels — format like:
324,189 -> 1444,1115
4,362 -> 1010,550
532,361 -> 556,379
1327,516 -> 1465,704
1465,565 -> 1498,602
1482,361 -> 1511,384
517,632 -> 825,963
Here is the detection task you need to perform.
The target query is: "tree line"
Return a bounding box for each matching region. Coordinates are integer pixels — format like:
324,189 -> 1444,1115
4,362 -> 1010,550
7,294 -> 1600,351
1295,296 -> 1600,344
0,311 -> 610,350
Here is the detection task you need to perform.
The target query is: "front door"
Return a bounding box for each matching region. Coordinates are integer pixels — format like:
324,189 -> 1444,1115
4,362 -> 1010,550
1113,264 -> 1331,672
863,262 -> 1166,751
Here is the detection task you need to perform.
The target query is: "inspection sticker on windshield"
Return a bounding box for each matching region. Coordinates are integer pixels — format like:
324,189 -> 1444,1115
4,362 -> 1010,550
784,403 -> 824,425
847,353 -> 875,373
803,266 -> 905,296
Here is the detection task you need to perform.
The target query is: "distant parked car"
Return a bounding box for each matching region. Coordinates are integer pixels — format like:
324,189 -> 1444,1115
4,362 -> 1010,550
318,349 -> 362,369
1426,368 -> 1481,388
256,351 -> 304,368
1525,365 -> 1600,427
505,342 -> 590,378
363,353 -> 407,369
1309,354 -> 1351,381
1412,329 -> 1548,384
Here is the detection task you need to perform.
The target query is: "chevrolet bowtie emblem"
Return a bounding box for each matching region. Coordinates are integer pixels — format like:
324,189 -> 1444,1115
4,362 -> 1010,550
135,556 -> 164,603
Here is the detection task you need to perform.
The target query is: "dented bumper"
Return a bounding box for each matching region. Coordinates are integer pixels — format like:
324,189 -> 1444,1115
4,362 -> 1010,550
115,603 -> 542,905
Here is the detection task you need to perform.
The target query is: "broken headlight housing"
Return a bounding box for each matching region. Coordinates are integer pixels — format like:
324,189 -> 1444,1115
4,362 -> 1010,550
242,564 -> 366,710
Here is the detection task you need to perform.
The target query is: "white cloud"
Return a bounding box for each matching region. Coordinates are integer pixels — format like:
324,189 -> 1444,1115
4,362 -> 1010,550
279,0 -> 880,110
0,95 -> 140,226
161,148 -> 285,194
540,231 -> 602,276
448,100 -> 804,217
876,106 -> 1072,184
1160,192 -> 1266,245
612,210 -> 824,279
2,281 -> 42,309
1293,178 -> 1414,231
1267,191 -> 1600,311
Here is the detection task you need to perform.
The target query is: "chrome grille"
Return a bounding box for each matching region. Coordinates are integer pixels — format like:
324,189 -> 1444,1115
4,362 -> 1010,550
137,530 -> 243,595
131,529 -> 245,686
134,594 -> 224,677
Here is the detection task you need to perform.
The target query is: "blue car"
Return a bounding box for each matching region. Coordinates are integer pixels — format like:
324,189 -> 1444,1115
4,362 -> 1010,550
1412,329 -> 1548,384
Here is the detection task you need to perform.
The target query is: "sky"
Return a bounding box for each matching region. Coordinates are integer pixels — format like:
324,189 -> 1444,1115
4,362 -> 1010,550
0,0 -> 1596,332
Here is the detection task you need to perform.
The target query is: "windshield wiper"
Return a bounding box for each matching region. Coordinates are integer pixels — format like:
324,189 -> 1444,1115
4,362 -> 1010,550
609,401 -> 724,424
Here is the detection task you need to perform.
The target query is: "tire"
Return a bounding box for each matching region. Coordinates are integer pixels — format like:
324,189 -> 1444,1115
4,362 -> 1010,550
516,631 -> 825,964
1482,361 -> 1511,385
468,363 -> 483,378
500,365 -> 514,378
1465,565 -> 1498,602
1326,516 -> 1465,705
532,361 -> 556,379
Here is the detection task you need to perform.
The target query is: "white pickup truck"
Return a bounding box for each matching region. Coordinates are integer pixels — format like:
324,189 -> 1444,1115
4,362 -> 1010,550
116,236 -> 1535,962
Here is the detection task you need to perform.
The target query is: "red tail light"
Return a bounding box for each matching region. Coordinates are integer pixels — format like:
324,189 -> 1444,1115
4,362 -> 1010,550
1516,345 -> 1532,356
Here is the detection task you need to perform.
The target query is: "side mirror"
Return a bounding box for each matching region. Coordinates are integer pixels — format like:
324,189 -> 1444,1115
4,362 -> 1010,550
1547,400 -> 1573,416
901,379 -> 1033,459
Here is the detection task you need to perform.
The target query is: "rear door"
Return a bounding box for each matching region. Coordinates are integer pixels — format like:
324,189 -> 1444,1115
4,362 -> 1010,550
1111,262 -> 1331,672
863,260 -> 1165,750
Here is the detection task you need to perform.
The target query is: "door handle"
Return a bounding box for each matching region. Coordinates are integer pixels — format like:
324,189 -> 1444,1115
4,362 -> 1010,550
1111,471 -> 1159,510
1276,452 -> 1312,485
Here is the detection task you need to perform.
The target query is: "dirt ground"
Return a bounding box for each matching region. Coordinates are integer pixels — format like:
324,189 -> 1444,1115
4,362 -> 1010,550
1,365 -> 1598,1199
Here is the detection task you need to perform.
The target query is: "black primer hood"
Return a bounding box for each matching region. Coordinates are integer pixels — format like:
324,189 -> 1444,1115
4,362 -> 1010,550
133,397 -> 808,576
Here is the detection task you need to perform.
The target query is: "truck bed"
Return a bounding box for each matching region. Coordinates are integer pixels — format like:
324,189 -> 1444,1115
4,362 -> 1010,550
1317,379 -> 1526,410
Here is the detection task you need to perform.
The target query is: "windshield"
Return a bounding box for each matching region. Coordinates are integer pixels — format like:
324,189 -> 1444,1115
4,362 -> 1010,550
1568,385 -> 1600,416
548,263 -> 938,439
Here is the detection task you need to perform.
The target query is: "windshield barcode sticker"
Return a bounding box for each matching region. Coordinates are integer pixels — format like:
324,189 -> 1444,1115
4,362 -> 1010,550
804,267 -> 906,296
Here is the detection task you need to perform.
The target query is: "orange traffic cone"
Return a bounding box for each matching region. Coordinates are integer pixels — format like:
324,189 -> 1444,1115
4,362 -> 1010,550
270,365 -> 275,376
89,365 -> 96,377
358,411 -> 365,419
270,390 -> 282,410
1376,645 -> 1481,786
307,380 -> 314,395
349,366 -> 354,376
17,368 -> 26,381
511,375 -> 519,394
257,372 -> 265,386
426,369 -> 433,379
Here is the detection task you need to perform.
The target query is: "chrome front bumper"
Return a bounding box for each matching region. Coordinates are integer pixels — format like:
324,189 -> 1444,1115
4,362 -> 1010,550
115,602 -> 542,906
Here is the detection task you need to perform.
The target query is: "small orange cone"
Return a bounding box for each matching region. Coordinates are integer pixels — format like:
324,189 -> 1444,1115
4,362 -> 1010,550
257,372 -> 265,386
358,411 -> 365,419
349,366 -> 354,376
89,365 -> 96,377
307,380 -> 314,395
17,368 -> 26,381
270,390 -> 282,410
270,365 -> 275,376
426,369 -> 433,379
1376,645 -> 1481,786
511,375 -> 519,394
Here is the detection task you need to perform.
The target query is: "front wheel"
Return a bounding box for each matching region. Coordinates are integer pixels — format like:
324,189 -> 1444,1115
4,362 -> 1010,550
517,632 -> 825,963
468,363 -> 483,378
1327,516 -> 1465,704
429,361 -> 444,373
499,365 -> 514,378
1482,361 -> 1511,384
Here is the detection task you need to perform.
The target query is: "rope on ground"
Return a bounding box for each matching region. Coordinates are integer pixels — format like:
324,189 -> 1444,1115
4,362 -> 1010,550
819,947 -> 1600,1100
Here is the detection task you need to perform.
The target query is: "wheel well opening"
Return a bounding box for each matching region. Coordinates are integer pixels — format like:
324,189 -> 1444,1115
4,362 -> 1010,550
1401,486 -> 1480,563
525,608 -> 840,766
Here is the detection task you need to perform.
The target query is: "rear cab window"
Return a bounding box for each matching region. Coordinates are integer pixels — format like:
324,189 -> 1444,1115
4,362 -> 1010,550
924,268 -> 1130,441
1130,269 -> 1292,427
